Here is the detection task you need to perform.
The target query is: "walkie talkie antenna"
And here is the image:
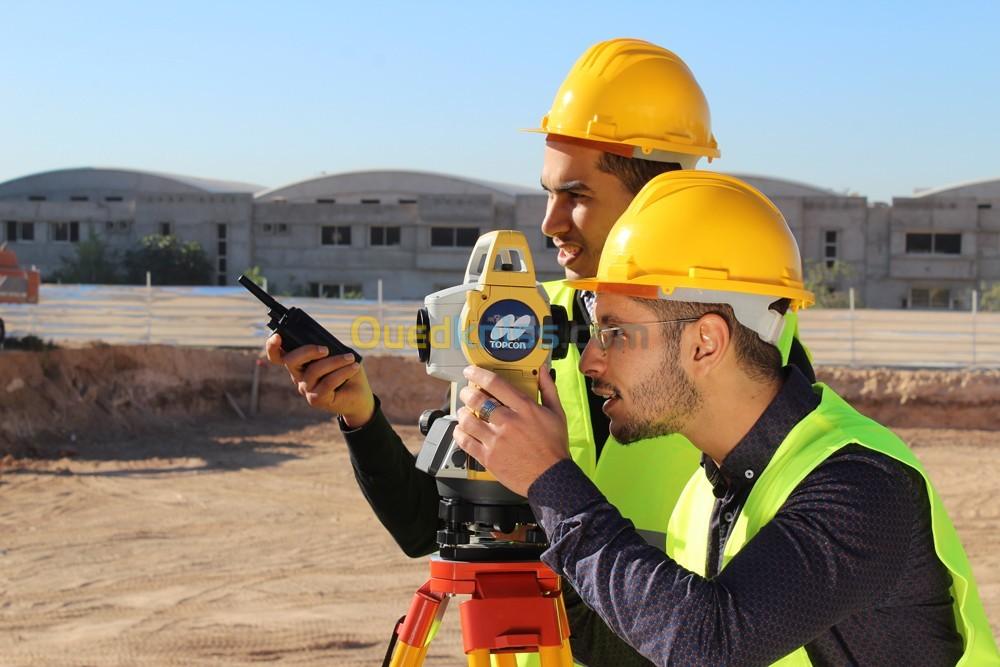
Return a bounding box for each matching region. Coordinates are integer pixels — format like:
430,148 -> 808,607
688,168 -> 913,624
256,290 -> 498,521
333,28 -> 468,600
238,274 -> 285,316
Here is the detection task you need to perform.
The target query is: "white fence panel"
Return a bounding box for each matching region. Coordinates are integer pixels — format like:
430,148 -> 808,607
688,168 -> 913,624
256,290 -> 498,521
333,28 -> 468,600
3,285 -> 1000,368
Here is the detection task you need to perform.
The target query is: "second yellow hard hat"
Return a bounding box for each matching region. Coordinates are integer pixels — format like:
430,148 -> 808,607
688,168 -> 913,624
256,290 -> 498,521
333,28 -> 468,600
529,38 -> 720,164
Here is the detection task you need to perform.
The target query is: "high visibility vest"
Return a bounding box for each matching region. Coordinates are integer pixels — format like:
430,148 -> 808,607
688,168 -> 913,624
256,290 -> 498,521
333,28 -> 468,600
665,383 -> 1000,666
512,282 -> 803,667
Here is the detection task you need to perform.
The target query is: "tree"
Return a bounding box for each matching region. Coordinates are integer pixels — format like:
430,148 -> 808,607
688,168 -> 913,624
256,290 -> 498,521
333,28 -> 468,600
123,235 -> 213,285
242,265 -> 267,288
803,261 -> 858,308
980,282 -> 1000,312
50,233 -> 123,284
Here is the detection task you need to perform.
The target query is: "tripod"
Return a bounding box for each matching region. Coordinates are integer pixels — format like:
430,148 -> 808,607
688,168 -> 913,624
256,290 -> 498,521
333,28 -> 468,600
385,557 -> 573,666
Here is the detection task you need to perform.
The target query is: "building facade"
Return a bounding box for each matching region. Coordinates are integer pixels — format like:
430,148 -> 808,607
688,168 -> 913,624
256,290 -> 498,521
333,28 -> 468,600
2,167 -> 998,308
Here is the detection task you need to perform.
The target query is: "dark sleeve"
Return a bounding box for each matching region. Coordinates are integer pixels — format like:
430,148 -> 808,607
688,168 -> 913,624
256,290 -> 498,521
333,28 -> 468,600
342,395 -> 440,558
562,582 -> 654,666
529,451 -> 915,667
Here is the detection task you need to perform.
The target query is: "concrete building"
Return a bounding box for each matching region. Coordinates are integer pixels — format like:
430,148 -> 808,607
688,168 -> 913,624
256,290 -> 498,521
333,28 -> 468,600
252,170 -> 544,298
0,168 -> 261,287
2,167 -> 998,308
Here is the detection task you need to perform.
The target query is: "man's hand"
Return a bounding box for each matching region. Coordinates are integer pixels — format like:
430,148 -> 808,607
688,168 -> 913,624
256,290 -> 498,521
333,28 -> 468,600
265,333 -> 376,428
453,365 -> 570,496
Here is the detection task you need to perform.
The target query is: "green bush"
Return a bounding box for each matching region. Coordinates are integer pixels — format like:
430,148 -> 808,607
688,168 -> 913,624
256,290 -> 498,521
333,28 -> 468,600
980,283 -> 1000,312
50,233 -> 123,284
123,235 -> 213,285
803,261 -> 859,308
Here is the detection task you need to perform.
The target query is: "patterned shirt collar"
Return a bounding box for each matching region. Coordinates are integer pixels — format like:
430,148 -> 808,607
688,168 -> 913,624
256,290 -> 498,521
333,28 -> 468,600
702,365 -> 821,498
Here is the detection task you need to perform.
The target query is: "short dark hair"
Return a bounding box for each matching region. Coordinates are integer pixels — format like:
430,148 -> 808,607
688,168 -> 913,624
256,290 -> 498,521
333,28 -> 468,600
595,152 -> 682,195
635,298 -> 786,383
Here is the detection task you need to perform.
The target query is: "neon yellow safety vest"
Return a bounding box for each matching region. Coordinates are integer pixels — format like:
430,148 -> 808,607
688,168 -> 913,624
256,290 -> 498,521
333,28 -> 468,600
511,282 -> 805,667
665,383 -> 1000,666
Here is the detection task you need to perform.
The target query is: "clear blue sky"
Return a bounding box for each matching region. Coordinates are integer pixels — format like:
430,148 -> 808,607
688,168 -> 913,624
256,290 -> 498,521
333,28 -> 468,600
3,1 -> 998,203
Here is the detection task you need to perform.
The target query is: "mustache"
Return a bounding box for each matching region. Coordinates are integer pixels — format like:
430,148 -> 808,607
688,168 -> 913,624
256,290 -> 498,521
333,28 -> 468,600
590,381 -> 621,398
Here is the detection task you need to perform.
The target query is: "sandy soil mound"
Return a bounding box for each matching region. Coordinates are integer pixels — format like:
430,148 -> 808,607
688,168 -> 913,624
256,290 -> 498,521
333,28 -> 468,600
817,367 -> 1000,430
3,346 -> 997,458
1,345 -> 447,458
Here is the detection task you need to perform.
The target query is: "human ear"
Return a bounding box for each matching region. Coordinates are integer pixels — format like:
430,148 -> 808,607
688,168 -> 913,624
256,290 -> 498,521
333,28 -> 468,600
691,314 -> 730,370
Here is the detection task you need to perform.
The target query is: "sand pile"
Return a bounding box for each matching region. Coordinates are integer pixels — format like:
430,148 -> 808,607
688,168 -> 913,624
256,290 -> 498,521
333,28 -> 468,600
0,345 -> 447,457
817,367 -> 1000,430
2,345 -> 996,458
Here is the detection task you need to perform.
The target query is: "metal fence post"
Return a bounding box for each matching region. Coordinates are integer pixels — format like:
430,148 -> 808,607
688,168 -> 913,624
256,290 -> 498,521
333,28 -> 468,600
145,271 -> 153,344
849,288 -> 856,367
971,289 -> 978,368
377,278 -> 384,326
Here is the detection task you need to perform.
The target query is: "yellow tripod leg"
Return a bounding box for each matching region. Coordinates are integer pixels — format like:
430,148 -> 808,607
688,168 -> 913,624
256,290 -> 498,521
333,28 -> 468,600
494,654 -> 518,667
389,641 -> 430,667
466,648 -> 491,667
537,641 -> 573,667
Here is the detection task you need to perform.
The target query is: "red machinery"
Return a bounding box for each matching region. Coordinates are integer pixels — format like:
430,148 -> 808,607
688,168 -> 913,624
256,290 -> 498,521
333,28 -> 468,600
0,244 -> 40,304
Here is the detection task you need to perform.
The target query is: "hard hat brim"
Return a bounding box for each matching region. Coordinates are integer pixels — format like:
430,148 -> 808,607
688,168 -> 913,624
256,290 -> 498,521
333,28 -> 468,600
567,275 -> 815,310
520,127 -> 721,160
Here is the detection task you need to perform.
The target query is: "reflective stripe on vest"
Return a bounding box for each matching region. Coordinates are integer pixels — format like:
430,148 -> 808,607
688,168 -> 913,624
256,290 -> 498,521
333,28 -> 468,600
666,383 -> 1000,667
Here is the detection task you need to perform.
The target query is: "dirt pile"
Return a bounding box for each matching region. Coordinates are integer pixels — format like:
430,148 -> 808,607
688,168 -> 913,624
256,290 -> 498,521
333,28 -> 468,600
817,367 -> 1000,430
0,345 -> 447,457
2,345 -> 996,457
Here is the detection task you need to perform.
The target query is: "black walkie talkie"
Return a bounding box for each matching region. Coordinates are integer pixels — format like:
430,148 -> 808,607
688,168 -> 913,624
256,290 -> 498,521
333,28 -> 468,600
238,274 -> 362,363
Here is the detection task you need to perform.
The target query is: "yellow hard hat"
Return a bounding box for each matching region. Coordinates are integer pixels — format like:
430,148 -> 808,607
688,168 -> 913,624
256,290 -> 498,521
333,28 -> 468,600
568,172 -> 813,342
528,38 -> 720,164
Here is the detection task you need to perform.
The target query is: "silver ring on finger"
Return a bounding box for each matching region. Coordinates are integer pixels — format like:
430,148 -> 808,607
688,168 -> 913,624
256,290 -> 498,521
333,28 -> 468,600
477,398 -> 503,424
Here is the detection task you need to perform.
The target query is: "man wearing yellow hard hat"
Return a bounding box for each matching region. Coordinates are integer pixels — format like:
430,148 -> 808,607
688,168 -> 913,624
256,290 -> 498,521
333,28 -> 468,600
453,171 -> 999,666
268,39 -> 809,663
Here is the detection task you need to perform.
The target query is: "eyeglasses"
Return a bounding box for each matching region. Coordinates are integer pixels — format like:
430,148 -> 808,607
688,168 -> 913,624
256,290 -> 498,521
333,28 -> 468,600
588,318 -> 700,352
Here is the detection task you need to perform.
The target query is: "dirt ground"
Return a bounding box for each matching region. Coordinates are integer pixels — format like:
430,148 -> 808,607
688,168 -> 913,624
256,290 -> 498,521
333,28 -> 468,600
1,348 -> 998,665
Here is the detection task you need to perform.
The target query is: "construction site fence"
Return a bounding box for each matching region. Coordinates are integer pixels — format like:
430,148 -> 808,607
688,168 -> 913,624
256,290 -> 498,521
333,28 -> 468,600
2,284 -> 999,368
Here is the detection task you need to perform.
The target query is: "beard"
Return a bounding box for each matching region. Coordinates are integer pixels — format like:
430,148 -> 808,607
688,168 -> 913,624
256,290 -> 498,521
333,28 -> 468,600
611,332 -> 702,445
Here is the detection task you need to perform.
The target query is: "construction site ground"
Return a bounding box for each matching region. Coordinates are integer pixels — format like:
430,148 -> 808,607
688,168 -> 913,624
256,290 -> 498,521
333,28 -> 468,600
1,346 -> 998,665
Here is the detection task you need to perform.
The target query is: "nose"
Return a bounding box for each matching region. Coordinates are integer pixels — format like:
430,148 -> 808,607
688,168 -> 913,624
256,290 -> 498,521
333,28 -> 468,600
541,194 -> 572,240
578,335 -> 606,379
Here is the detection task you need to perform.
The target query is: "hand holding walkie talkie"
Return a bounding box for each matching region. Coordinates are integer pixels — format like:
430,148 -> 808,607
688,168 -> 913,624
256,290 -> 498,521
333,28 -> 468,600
238,274 -> 361,363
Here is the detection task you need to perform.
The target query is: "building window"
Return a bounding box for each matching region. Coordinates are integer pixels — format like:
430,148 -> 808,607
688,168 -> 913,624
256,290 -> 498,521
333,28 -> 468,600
159,222 -> 172,236
398,198 -> 417,205
431,226 -> 480,248
934,233 -> 961,254
105,196 -> 124,202
217,224 -> 228,285
370,225 -> 401,246
51,221 -> 80,243
316,198 -> 336,204
309,282 -> 363,299
276,223 -> 288,234
70,195 -> 89,202
321,225 -> 352,246
823,230 -> 838,268
28,195 -> 46,202
361,198 -> 381,205
905,232 -> 961,255
909,287 -> 951,309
